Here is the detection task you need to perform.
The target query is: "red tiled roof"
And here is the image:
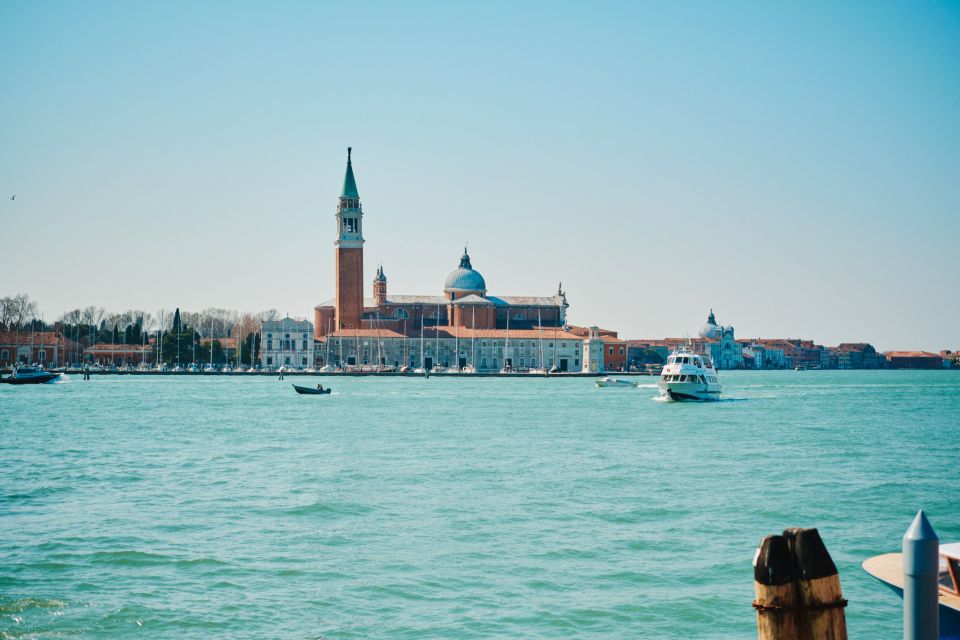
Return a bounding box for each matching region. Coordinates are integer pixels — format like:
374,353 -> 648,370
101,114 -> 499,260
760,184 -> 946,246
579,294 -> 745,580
84,343 -> 152,353
328,327 -> 583,341
886,351 -> 940,358
0,331 -> 79,347
201,337 -> 238,349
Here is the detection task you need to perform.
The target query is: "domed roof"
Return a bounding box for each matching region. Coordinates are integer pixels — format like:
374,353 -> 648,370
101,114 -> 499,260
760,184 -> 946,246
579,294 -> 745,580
699,309 -> 720,339
444,248 -> 487,292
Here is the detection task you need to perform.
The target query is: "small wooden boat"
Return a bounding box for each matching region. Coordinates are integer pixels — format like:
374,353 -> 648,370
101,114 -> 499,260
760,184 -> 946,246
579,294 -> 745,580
863,541 -> 960,637
292,384 -> 331,395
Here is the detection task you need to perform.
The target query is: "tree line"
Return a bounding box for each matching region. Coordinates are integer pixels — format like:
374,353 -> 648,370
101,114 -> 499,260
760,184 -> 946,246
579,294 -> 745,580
1,293 -> 280,365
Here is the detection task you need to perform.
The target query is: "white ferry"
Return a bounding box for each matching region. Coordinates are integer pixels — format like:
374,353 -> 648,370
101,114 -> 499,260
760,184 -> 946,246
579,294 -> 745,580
657,347 -> 721,401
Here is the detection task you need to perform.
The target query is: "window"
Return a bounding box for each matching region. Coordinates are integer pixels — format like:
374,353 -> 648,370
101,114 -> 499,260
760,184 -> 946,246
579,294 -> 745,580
267,357 -> 273,365
939,557 -> 956,592
302,340 -> 308,350
0,350 -> 7,360
267,333 -> 272,339
285,333 -> 290,339
574,359 -> 579,367
395,309 -> 410,319
608,347 -> 613,355
267,340 -> 272,350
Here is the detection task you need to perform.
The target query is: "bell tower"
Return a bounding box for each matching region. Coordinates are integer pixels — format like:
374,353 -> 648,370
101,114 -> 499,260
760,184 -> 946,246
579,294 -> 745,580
335,147 -> 364,330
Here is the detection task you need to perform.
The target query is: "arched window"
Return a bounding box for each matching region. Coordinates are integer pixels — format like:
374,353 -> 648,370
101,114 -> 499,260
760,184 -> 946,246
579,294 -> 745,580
395,309 -> 410,320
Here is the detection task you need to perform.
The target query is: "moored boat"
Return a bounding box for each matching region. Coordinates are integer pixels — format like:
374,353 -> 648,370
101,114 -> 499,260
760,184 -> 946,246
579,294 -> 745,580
656,347 -> 721,401
863,542 -> 960,637
2,365 -> 61,385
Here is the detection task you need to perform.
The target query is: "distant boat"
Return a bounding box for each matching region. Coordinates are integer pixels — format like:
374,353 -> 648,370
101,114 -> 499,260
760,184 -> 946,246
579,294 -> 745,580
595,377 -> 638,388
2,365 -> 60,385
292,384 -> 331,395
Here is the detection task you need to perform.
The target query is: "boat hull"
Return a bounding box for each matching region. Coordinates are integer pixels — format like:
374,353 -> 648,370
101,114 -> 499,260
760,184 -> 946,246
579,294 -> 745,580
2,372 -> 60,385
292,384 -> 331,395
656,381 -> 720,401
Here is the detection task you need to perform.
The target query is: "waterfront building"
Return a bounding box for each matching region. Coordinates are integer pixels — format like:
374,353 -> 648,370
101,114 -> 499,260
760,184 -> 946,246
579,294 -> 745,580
260,317 -> 315,370
830,343 -> 880,369
312,149 -> 592,372
0,331 -> 82,368
321,327 -> 584,372
941,350 -> 959,368
582,328 -> 605,373
885,351 -> 944,369
698,310 -> 743,369
84,343 -> 154,367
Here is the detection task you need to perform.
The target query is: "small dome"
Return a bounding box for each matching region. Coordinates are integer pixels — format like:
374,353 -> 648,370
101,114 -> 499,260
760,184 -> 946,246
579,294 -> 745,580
699,308 -> 720,339
699,323 -> 720,339
444,248 -> 486,292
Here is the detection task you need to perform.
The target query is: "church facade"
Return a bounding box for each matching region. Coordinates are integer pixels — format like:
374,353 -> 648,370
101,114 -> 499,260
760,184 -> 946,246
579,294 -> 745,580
313,150 -> 586,372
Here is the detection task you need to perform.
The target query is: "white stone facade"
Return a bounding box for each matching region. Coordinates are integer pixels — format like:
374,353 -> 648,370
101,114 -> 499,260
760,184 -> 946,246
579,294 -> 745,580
261,318 -> 315,370
321,334 -> 587,372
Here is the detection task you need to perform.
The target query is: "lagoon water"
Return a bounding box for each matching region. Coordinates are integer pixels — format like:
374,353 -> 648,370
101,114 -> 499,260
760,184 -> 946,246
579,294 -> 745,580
2,371 -> 958,638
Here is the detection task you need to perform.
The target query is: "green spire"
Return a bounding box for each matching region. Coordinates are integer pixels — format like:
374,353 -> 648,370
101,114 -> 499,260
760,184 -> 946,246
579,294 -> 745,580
341,147 -> 359,198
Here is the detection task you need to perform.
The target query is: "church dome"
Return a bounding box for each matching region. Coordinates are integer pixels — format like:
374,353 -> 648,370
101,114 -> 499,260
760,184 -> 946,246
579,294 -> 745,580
699,309 -> 720,339
444,248 -> 487,293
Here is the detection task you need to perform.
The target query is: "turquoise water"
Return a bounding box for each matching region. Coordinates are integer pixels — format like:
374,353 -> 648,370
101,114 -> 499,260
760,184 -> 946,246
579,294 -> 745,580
2,371 -> 958,638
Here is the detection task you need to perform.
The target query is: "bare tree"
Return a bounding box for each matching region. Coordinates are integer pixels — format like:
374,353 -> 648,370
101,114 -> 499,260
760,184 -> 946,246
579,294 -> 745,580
0,294 -> 39,329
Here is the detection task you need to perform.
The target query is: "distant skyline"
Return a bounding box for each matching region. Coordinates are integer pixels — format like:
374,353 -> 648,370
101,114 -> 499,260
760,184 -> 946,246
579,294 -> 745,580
1,1 -> 958,351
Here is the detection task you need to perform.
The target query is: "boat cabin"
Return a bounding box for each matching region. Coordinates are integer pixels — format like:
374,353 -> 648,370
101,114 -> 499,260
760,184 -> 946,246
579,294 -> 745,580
665,352 -> 713,370
940,543 -> 960,596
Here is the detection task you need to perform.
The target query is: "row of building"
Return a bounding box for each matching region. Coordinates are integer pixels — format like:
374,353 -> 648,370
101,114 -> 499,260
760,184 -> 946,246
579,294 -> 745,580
2,150 -> 955,374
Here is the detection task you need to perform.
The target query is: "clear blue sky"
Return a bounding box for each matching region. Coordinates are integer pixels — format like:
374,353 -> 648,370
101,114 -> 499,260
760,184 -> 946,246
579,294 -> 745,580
2,1 -> 958,350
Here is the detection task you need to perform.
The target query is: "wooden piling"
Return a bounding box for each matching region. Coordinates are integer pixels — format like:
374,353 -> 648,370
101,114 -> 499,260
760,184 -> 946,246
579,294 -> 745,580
784,528 -> 847,640
754,534 -> 805,640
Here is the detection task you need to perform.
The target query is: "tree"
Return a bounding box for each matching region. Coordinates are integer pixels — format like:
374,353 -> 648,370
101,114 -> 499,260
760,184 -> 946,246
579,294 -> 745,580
0,294 -> 39,330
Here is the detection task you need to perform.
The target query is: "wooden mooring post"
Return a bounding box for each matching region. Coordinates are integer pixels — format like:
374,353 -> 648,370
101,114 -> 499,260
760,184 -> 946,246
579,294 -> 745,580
754,528 -> 847,640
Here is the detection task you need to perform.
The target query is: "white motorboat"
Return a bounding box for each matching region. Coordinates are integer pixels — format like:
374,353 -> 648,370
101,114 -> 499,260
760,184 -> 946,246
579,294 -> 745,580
595,377 -> 638,388
657,347 -> 721,401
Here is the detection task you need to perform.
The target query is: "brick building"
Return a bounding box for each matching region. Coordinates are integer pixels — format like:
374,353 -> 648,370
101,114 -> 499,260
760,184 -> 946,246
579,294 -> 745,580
84,343 -> 154,366
312,149 -> 593,372
830,343 -> 880,369
885,351 -> 944,369
0,332 -> 82,368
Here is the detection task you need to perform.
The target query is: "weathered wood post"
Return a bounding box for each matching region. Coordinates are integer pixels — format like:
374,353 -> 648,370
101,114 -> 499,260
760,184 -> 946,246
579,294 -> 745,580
903,510 -> 939,640
754,534 -> 805,640
784,528 -> 847,639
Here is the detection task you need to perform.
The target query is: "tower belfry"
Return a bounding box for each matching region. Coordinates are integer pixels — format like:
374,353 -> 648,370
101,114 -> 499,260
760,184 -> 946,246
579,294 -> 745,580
335,147 -> 364,330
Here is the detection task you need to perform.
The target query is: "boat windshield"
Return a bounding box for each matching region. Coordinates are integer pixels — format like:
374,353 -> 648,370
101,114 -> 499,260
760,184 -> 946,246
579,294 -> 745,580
940,556 -> 959,593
